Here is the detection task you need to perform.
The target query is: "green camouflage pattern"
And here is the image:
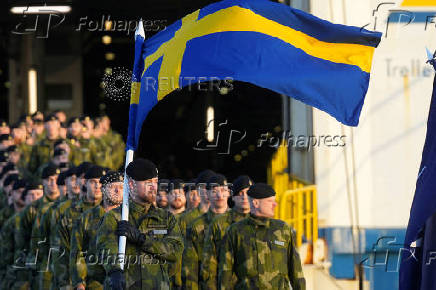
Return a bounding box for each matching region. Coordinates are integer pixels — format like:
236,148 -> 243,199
0,205 -> 14,229
0,212 -> 21,289
96,201 -> 183,289
28,138 -> 57,173
54,198 -> 101,287
70,204 -> 106,289
201,209 -> 249,290
178,207 -> 202,238
218,214 -> 306,290
182,210 -> 222,290
102,130 -> 125,170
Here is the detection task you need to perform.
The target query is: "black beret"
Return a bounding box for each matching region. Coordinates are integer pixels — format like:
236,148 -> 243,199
184,179 -> 196,192
67,117 -> 81,126
0,151 -> 8,162
80,116 -> 92,123
0,134 -> 12,142
33,119 -> 43,124
196,169 -> 216,184
54,139 -> 67,148
100,171 -> 124,186
247,183 -> 276,199
25,180 -> 43,191
42,163 -> 60,179
4,174 -> 19,187
54,148 -> 67,157
59,162 -> 69,170
76,162 -> 93,177
206,173 -> 227,190
6,145 -> 18,153
232,175 -> 253,196
64,167 -> 77,178
158,179 -> 170,192
84,165 -> 106,179
170,179 -> 184,191
126,158 -> 158,181
44,114 -> 59,123
13,179 -> 27,190
0,162 -> 17,178
56,171 -> 67,186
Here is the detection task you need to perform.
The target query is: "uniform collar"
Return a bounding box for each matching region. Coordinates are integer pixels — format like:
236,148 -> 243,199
130,199 -> 152,215
230,209 -> 249,222
248,213 -> 271,227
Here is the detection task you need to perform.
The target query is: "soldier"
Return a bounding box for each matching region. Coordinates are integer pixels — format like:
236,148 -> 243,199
0,173 -> 19,227
70,171 -> 124,290
27,164 -> 61,289
0,119 -> 10,135
178,169 -> 215,237
185,180 -> 200,210
55,165 -> 105,288
201,175 -> 252,289
218,183 -> 306,290
7,145 -> 33,181
96,158 -> 183,289
29,114 -> 61,173
99,115 -> 125,170
0,180 -> 36,289
13,165 -> 58,289
157,178 -> 170,209
10,122 -> 32,164
168,179 -> 187,289
0,134 -> 14,150
182,173 -> 229,289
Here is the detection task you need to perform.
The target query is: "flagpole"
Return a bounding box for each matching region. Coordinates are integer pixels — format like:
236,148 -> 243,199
119,149 -> 134,270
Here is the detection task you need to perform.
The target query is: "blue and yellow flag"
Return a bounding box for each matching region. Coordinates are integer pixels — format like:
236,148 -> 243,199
127,0 -> 381,150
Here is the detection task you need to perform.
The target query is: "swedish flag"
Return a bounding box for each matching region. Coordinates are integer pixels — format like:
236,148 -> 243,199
127,0 -> 381,150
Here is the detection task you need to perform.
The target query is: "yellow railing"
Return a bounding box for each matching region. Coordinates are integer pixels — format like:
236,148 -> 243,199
268,141 -> 318,247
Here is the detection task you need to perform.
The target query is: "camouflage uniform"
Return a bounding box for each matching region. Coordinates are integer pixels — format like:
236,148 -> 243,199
171,212 -> 185,289
27,194 -> 60,289
17,142 -> 32,165
182,210 -> 222,289
178,207 -> 202,238
34,195 -> 68,289
218,214 -> 306,290
70,204 -> 106,289
102,130 -> 125,170
96,201 -> 183,289
55,198 -> 101,288
92,138 -> 113,169
28,138 -> 57,173
0,204 -> 14,229
201,209 -> 249,290
13,195 -> 57,289
0,212 -> 21,289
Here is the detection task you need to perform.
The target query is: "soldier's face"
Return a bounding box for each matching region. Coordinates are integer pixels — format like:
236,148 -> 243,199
0,126 -> 10,135
45,120 -> 60,138
86,178 -> 102,201
26,189 -> 43,203
69,122 -> 82,136
208,185 -> 229,210
67,175 -> 81,196
8,151 -> 20,164
233,188 -> 250,212
12,188 -> 25,207
188,189 -> 201,209
130,177 -> 158,204
43,175 -> 59,195
12,127 -> 26,141
254,196 -> 277,218
157,190 -> 168,208
103,181 -> 124,206
169,189 -> 186,210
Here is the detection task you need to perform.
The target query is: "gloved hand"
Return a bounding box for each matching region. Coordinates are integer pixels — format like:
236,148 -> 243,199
116,220 -> 147,245
109,269 -> 125,290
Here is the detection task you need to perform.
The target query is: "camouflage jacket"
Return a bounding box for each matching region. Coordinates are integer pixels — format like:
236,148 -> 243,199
70,204 -> 106,288
201,209 -> 249,290
96,200 -> 183,289
55,198 -> 101,287
0,212 -> 20,283
0,204 -> 14,229
218,214 -> 306,290
178,207 -> 202,238
28,138 -> 57,173
182,210 -> 222,290
102,130 -> 125,170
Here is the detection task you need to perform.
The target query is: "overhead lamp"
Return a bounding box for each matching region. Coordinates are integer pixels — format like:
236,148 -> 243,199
28,69 -> 37,114
10,5 -> 72,14
102,35 -> 112,45
105,52 -> 115,61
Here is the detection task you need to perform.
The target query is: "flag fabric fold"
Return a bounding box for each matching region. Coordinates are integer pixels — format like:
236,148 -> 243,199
127,0 -> 381,150
400,72 -> 436,290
